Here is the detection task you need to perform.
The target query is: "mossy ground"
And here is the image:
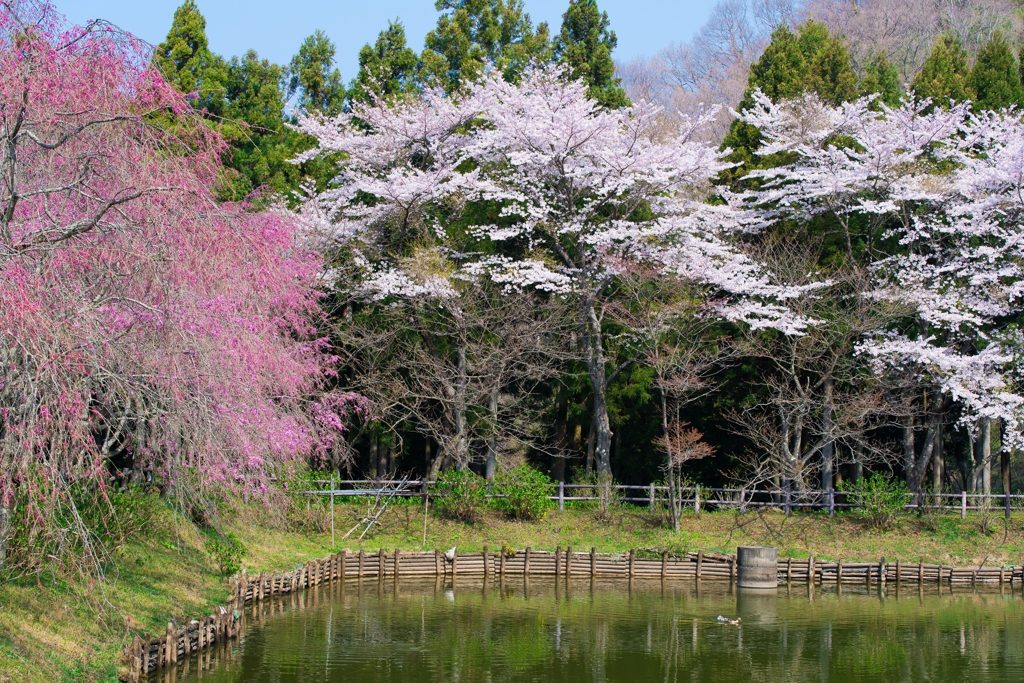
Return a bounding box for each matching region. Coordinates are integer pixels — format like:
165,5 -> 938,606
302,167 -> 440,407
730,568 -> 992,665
2,495 -> 1022,683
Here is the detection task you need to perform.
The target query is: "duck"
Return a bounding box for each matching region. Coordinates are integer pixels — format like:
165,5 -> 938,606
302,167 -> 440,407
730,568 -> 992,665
717,616 -> 741,626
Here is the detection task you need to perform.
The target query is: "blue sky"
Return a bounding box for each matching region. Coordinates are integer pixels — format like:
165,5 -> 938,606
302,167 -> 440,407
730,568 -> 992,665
59,0 -> 716,80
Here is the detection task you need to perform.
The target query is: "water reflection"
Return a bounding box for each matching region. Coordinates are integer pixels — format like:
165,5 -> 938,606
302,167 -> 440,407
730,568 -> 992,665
174,577 -> 1024,683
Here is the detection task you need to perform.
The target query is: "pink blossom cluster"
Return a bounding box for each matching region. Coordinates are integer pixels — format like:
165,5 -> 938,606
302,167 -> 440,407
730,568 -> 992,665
0,2 -> 359,520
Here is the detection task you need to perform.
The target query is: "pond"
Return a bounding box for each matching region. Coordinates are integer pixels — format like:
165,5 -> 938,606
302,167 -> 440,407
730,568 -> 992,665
173,577 -> 1024,683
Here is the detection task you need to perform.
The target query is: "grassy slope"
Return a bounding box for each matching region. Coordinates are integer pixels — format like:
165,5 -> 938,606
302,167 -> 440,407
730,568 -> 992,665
1,496 -> 1022,683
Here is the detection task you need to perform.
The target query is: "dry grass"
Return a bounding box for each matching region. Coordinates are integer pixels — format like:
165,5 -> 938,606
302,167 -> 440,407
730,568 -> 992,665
1,495 -> 1022,683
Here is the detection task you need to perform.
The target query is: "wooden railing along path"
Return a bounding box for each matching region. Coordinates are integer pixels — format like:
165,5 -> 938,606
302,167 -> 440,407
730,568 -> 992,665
309,480 -> 1024,518
122,546 -> 1024,681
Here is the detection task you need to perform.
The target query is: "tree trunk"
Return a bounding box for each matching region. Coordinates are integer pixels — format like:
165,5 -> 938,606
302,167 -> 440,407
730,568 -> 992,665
453,344 -> 469,470
821,378 -> 835,493
486,387 -> 499,483
586,420 -> 595,474
370,430 -> 380,478
975,418 -> 992,500
660,389 -> 680,533
932,419 -> 944,506
552,399 -> 567,483
581,299 -> 612,479
903,423 -> 917,491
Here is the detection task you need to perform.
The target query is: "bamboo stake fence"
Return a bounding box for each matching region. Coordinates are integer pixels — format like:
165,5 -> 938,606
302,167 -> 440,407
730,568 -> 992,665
122,545 -> 1024,681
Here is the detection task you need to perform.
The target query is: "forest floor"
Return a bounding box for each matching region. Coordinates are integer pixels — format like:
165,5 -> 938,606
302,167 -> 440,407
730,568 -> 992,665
2,496 -> 1023,683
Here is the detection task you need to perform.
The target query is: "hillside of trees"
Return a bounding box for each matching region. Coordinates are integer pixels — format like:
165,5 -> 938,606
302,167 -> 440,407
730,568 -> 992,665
5,0 -> 1024,577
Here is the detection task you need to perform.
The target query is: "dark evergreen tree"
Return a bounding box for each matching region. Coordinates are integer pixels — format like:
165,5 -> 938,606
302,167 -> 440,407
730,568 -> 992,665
220,51 -> 299,200
860,51 -> 902,108
554,0 -> 628,108
911,34 -> 969,106
967,31 -> 1024,111
289,30 -> 346,116
348,20 -> 420,105
420,0 -> 551,93
152,0 -> 226,114
721,21 -> 855,184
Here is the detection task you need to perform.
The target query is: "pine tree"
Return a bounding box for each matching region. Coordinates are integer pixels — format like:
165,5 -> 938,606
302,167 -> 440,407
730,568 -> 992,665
860,51 -> 902,108
152,0 -> 226,114
967,31 -> 1024,111
348,20 -> 420,105
911,34 -> 969,106
220,50 -> 298,200
721,21 -> 856,184
554,0 -> 628,108
420,0 -> 550,93
810,35 -> 858,106
289,31 -> 346,116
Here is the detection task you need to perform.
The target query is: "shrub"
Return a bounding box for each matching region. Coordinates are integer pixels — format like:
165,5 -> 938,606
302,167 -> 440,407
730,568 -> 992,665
432,469 -> 485,522
204,532 -> 246,576
493,465 -> 553,520
841,473 -> 911,530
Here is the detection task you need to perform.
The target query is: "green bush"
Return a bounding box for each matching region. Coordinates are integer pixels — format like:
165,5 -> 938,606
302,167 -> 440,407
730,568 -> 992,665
432,468 -> 485,522
840,472 -> 911,530
493,465 -> 553,520
204,532 -> 246,575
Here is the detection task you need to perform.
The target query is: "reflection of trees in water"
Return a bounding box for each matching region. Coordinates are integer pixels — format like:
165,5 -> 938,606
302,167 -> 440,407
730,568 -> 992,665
180,581 -> 1024,683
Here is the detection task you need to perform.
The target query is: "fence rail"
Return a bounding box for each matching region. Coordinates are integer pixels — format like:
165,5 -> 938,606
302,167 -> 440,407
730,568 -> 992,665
307,480 -> 1024,517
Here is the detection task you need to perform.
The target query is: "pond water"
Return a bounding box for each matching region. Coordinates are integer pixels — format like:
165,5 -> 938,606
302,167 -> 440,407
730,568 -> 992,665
174,577 -> 1024,683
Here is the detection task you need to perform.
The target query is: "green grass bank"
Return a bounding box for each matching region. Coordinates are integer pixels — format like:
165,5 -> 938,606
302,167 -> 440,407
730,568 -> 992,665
2,496 -> 1024,683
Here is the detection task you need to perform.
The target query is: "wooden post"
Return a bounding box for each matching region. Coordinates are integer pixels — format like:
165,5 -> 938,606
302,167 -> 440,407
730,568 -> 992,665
786,557 -> 792,582
558,481 -> 565,511
483,546 -> 489,577
555,545 -> 562,575
358,549 -> 365,578
661,551 -> 668,579
499,549 -> 506,577
694,486 -> 701,516
183,622 -> 191,655
341,550 -> 347,579
378,548 -> 385,578
525,547 -> 532,575
918,560 -> 924,583
394,548 -> 401,577
837,559 -> 843,583
142,635 -> 151,674
166,622 -> 176,665
591,547 -> 597,577
566,546 -> 573,577
879,557 -> 886,586
628,549 -> 635,577
696,549 -> 703,580
808,556 -> 815,584
434,549 -> 441,575
649,483 -> 655,513
896,559 -> 901,584
961,490 -> 967,520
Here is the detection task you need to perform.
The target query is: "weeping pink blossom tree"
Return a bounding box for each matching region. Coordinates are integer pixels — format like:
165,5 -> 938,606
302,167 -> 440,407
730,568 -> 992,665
298,67 -> 809,478
0,1 -> 357,572
736,90 -> 1024,491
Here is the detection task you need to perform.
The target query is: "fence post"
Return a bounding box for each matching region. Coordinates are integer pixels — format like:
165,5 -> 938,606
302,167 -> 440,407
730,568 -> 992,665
558,481 -> 564,511
961,490 -> 967,520
828,488 -> 835,517
649,483 -> 655,514
694,485 -> 701,516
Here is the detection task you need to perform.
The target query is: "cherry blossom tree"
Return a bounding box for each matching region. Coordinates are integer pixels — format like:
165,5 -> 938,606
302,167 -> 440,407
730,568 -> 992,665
297,67 -> 811,480
735,89 -> 1024,492
0,1 -> 356,573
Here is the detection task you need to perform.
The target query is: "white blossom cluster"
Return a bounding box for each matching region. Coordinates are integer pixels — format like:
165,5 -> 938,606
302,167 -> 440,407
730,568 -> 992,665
737,91 -> 1024,441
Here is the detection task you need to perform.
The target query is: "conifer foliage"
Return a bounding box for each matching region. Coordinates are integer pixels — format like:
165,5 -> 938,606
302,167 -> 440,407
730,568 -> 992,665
554,0 -> 629,108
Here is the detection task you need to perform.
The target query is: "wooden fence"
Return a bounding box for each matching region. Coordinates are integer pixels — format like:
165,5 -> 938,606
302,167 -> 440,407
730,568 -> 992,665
310,480 -> 1024,518
122,546 -> 1024,681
